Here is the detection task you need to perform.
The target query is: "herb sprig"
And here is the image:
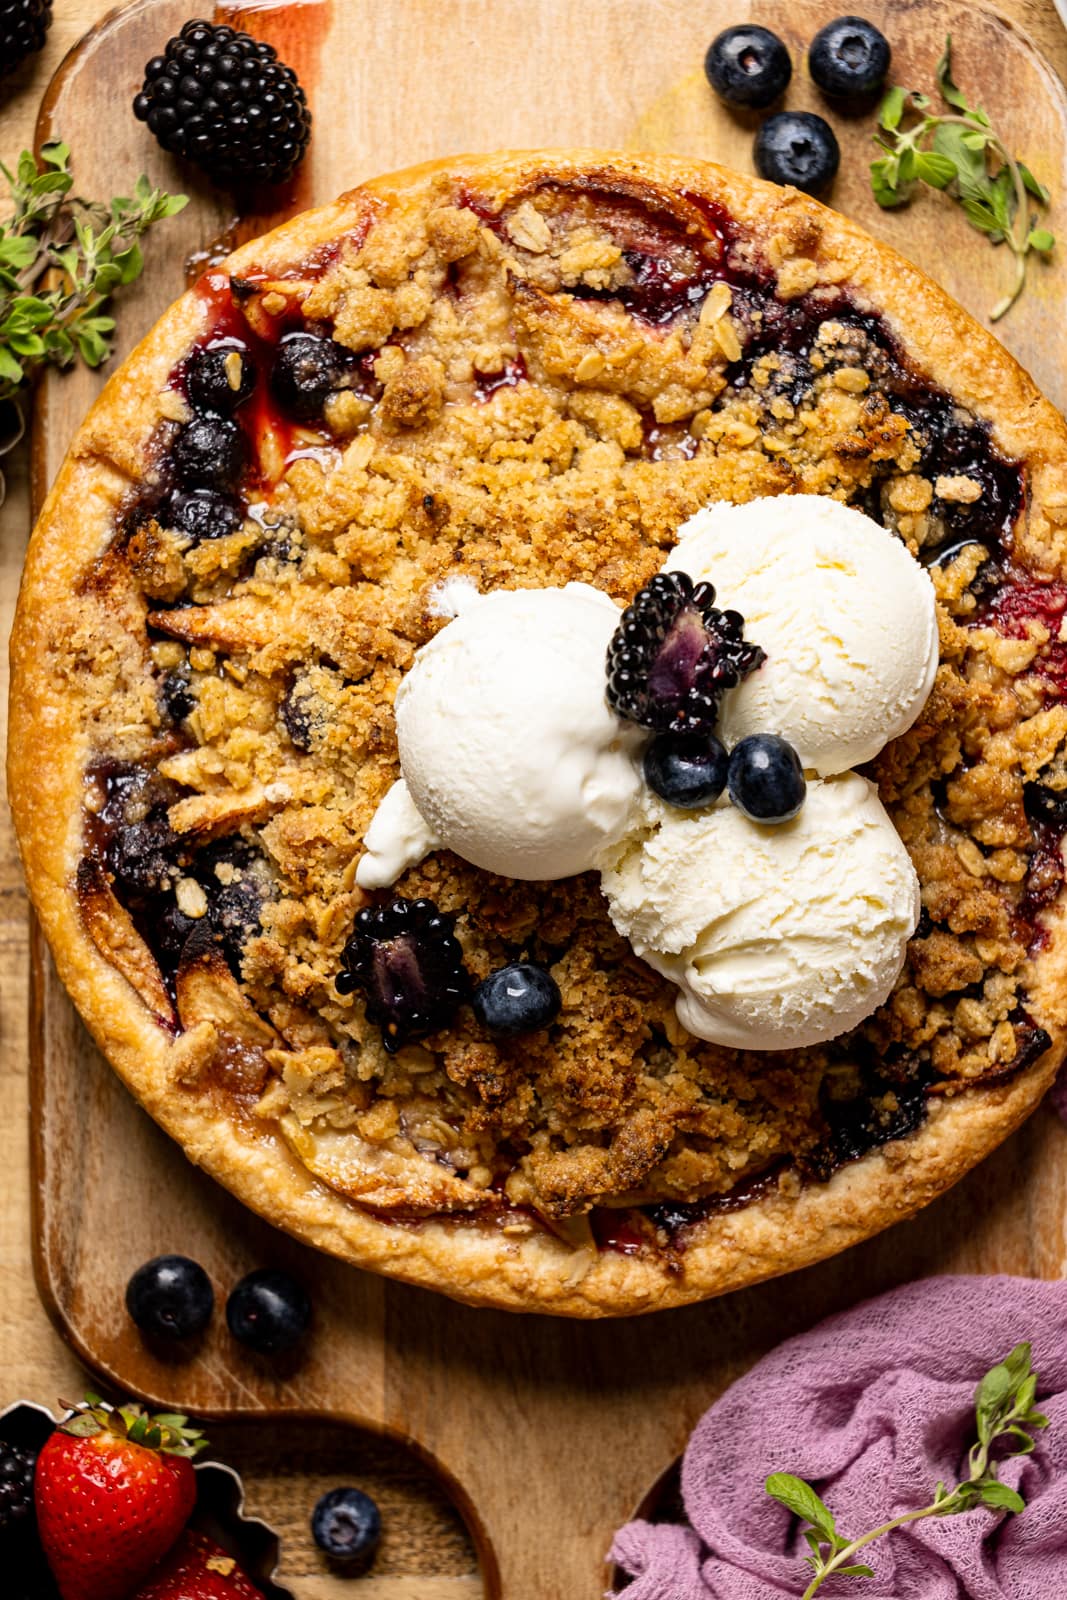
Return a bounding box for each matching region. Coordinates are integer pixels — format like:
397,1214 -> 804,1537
0,141 -> 187,396
870,37 -> 1054,321
765,1341 -> 1049,1598
0,142 -> 186,499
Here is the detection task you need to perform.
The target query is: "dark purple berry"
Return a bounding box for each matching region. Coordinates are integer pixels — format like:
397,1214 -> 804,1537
226,1267 -> 310,1354
606,570 -> 765,735
0,0 -> 52,82
126,1254 -> 214,1341
1024,782 -> 1067,829
754,112 -> 840,196
159,669 -> 195,723
171,415 -> 244,492
643,731 -> 728,809
185,342 -> 256,415
727,733 -> 806,824
336,897 -> 469,1052
809,16 -> 890,101
133,18 -> 311,188
473,963 -> 561,1036
270,331 -> 353,421
311,1487 -> 381,1570
0,1440 -> 37,1546
162,487 -> 242,541
705,25 -> 791,109
106,807 -> 184,896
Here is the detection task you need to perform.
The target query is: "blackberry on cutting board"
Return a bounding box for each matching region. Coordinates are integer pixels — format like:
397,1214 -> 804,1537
0,0 -> 52,83
606,571 -> 765,734
133,19 -> 312,189
337,898 -> 469,1053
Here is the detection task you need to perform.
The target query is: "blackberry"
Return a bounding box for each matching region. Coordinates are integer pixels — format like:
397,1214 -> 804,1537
171,415 -> 244,492
336,898 -> 469,1052
185,342 -> 256,415
133,20 -> 311,189
270,331 -> 354,422
0,1441 -> 36,1545
163,487 -> 242,542
0,0 -> 52,82
606,571 -> 765,735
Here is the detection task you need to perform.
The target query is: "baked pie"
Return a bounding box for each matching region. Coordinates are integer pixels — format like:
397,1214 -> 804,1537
11,150 -> 1067,1315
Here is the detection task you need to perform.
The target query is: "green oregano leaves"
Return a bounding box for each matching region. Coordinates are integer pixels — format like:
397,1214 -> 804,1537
765,1341 -> 1049,1598
0,141 -> 186,402
870,37 -> 1054,320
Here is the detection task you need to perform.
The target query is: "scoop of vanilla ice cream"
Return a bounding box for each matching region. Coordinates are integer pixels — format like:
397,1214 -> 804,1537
599,772 -> 919,1051
664,496 -> 938,776
357,583 -> 643,887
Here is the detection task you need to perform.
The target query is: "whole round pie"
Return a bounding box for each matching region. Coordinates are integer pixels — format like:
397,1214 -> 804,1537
11,150 -> 1067,1316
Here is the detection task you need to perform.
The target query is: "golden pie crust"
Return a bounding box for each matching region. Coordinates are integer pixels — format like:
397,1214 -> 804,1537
10,150 -> 1067,1316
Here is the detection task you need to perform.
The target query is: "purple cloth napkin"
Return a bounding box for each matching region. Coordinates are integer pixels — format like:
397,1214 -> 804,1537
611,1277 -> 1067,1598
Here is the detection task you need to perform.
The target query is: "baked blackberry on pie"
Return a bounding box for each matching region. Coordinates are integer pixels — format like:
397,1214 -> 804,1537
11,150 -> 1067,1316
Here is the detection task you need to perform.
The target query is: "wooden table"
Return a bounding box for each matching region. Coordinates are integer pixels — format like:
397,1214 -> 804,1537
1,4 -> 1065,1595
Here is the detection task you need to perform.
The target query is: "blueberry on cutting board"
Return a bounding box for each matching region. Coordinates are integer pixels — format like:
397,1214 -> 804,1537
705,25 -> 791,109
126,1254 -> 214,1341
754,112 -> 841,196
312,1487 -> 382,1570
809,15 -> 891,100
226,1268 -> 311,1355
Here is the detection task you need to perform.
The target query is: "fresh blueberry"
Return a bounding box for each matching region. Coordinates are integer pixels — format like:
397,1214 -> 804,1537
226,1268 -> 311,1355
270,331 -> 353,421
643,732 -> 728,809
809,16 -> 891,100
473,962 -> 562,1036
163,487 -> 242,541
754,112 -> 840,196
171,414 -> 245,491
311,1487 -> 382,1569
704,25 -> 791,109
185,342 -> 256,415
125,1254 -> 214,1341
727,734 -> 806,824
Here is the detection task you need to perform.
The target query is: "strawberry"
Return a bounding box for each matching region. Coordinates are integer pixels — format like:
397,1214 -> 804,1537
133,1531 -> 265,1599
35,1396 -> 205,1600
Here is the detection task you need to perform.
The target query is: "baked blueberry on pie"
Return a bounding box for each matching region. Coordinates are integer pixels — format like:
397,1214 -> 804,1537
11,151 -> 1067,1315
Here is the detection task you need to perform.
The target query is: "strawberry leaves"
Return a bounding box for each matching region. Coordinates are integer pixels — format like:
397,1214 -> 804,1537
58,1394 -> 207,1459
869,36 -> 1054,320
765,1342 -> 1049,1598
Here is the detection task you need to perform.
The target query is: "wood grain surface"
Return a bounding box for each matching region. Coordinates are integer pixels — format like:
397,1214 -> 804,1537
6,3 -> 1067,1598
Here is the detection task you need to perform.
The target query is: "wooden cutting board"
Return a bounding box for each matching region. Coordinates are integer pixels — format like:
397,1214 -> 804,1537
26,2 -> 1067,1596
